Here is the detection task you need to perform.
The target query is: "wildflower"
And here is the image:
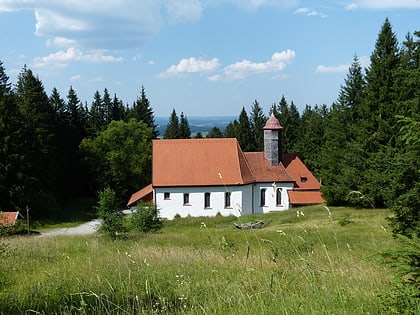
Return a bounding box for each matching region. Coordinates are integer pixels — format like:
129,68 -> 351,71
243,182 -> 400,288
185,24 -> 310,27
324,206 -> 332,220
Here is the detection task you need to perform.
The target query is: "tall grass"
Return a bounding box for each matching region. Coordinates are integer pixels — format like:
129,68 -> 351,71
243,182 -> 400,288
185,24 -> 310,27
0,206 -> 395,314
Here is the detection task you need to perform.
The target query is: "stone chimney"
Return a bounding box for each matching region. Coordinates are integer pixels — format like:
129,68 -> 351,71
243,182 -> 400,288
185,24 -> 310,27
263,114 -> 283,166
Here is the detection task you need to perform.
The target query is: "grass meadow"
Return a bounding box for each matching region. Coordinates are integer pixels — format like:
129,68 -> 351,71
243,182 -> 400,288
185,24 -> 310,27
0,206 -> 396,314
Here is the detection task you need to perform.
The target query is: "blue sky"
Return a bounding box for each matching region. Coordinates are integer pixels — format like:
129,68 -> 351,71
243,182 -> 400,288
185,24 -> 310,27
0,1 -> 419,117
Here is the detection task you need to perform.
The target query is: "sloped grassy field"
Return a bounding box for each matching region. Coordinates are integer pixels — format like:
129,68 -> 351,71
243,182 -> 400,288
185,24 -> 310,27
0,206 -> 395,314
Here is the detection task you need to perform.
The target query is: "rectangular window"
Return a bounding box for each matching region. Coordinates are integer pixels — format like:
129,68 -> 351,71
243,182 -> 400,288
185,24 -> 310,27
276,188 -> 282,206
204,192 -> 211,208
225,192 -> 231,208
164,192 -> 170,200
183,193 -> 190,205
260,188 -> 266,206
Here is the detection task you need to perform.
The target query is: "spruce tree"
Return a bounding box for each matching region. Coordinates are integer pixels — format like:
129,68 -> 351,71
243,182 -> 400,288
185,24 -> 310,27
179,112 -> 191,139
237,107 -> 254,151
249,100 -> 266,151
163,109 -> 180,139
15,66 -> 58,216
129,86 -> 158,138
89,90 -> 106,134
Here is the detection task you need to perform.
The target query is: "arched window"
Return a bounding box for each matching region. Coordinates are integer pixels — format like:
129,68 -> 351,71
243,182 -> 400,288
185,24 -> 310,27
260,188 -> 266,206
276,188 -> 282,206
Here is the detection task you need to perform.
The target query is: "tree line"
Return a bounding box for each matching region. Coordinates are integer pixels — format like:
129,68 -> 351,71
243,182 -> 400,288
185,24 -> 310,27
0,19 -> 418,237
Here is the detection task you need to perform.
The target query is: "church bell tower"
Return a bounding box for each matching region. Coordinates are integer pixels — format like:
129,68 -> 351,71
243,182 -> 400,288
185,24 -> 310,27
263,114 -> 283,166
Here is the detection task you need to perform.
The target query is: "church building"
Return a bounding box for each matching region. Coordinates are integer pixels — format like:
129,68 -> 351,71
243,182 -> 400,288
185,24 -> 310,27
127,115 -> 324,219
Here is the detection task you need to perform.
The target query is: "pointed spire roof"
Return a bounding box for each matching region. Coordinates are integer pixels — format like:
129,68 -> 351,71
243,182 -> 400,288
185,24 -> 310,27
263,114 -> 283,130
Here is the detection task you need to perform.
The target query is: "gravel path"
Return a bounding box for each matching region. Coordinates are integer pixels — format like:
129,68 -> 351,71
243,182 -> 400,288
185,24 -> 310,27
39,219 -> 102,237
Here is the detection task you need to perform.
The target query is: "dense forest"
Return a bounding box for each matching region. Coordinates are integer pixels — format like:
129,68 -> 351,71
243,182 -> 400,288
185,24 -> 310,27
0,19 -> 418,236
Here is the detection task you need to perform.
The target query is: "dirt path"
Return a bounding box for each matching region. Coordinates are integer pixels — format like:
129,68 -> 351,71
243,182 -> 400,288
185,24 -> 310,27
39,219 -> 102,237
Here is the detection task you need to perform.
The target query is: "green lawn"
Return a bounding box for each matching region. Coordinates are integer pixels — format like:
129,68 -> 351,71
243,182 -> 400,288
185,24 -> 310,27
0,205 -> 396,314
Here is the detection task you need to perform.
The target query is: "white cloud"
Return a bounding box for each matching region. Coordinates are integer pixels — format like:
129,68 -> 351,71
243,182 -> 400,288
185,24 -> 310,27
294,7 -> 327,18
209,0 -> 298,11
315,64 -> 349,73
0,1 -> 302,51
160,57 -> 220,77
164,0 -> 203,23
346,0 -> 420,10
45,37 -> 77,48
223,49 -> 295,80
33,47 -> 124,68
70,74 -> 81,81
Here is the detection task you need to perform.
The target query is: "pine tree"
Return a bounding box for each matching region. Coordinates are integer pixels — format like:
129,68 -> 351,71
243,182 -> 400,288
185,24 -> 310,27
109,93 -> 126,122
102,88 -> 112,125
337,55 -> 366,121
0,62 -> 25,210
129,86 -> 158,138
364,18 -> 400,144
0,60 -> 11,97
206,126 -> 223,138
275,96 -> 300,153
179,112 -> 191,139
89,90 -> 106,134
15,66 -> 58,216
237,107 -> 254,151
249,100 -> 266,151
224,120 -> 239,138
320,56 -> 367,205
163,109 -> 180,139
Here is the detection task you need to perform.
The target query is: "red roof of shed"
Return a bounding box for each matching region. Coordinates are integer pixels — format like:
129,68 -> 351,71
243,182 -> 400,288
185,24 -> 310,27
0,212 -> 20,226
288,191 -> 325,205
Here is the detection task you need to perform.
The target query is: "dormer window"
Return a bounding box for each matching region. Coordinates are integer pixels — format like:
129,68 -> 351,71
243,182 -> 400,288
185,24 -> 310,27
300,176 -> 308,183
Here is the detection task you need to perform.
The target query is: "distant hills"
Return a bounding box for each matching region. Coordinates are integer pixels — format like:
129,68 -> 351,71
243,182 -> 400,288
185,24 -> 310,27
155,116 -> 235,137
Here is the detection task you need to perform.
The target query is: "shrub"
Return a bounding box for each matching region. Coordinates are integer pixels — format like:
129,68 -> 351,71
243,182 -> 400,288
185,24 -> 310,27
380,234 -> 420,314
97,187 -> 126,239
130,202 -> 162,233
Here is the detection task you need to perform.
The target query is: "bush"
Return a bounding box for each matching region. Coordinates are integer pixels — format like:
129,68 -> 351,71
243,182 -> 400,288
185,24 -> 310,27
380,234 -> 420,314
97,187 -> 126,239
130,202 -> 162,233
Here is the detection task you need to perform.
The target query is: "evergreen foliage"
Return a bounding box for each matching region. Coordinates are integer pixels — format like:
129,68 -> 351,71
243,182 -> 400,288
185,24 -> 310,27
129,86 -> 158,138
179,112 -> 191,139
249,100 -> 266,151
206,126 -> 223,138
163,108 -> 181,139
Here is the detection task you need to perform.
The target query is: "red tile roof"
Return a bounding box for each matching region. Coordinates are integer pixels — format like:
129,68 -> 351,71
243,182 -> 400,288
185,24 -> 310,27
127,184 -> 153,207
282,153 -> 321,190
152,139 -> 254,187
244,152 -> 293,182
0,212 -> 20,226
288,191 -> 325,205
